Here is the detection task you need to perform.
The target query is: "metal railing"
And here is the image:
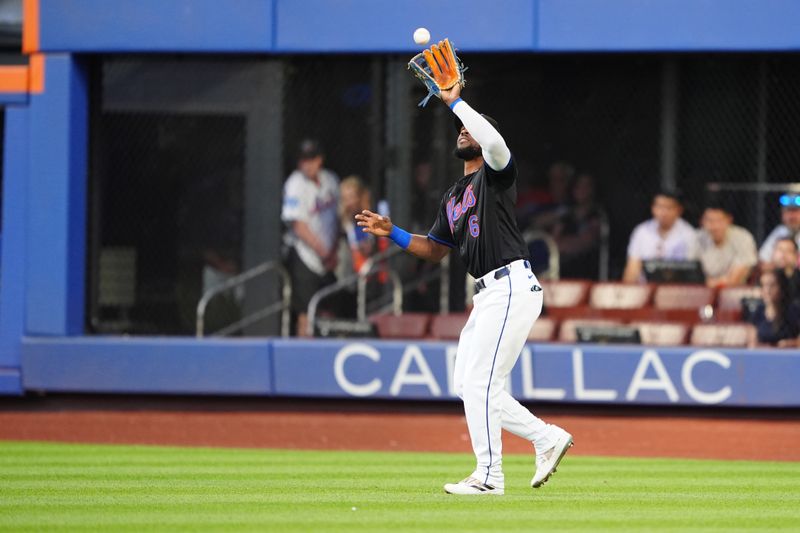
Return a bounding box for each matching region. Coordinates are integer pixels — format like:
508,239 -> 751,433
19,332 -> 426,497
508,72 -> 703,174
196,260 -> 291,338
360,252 -> 451,318
306,246 -> 405,336
356,257 -> 403,321
523,229 -> 560,280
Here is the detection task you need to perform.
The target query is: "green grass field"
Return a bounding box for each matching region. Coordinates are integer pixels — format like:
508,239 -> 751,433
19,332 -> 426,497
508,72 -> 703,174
1,441 -> 798,532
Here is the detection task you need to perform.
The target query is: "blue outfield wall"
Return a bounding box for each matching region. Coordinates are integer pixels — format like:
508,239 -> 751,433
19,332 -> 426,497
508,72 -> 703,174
20,338 -> 800,407
0,107 -> 29,395
22,337 -> 273,395
272,340 -> 800,407
32,0 -> 800,54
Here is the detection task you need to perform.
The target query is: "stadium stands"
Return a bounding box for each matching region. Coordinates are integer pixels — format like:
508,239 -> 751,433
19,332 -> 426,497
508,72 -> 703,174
690,323 -> 757,347
589,282 -> 654,309
541,279 -> 591,308
528,316 -> 558,341
370,313 -> 431,340
429,313 -> 468,341
716,286 -> 763,321
631,321 -> 691,346
558,318 -> 624,343
364,281 -> 766,348
652,284 -> 716,322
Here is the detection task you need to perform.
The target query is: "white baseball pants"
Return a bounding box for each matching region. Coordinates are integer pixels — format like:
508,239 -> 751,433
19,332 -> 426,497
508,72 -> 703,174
453,259 -> 556,488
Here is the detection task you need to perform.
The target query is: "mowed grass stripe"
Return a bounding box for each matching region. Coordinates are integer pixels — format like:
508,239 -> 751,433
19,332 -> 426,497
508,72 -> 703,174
0,441 -> 798,532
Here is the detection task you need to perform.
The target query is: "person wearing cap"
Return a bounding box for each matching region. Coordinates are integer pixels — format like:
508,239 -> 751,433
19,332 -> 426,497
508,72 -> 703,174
759,192 -> 800,271
622,189 -> 697,283
281,139 -> 340,336
694,201 -> 758,288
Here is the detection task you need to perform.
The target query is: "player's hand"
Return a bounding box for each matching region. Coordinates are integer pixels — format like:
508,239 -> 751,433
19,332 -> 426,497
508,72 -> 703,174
355,210 -> 392,237
440,82 -> 462,106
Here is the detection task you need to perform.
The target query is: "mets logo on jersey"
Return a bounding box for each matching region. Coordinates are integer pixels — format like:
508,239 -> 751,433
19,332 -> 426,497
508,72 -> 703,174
445,184 -> 477,234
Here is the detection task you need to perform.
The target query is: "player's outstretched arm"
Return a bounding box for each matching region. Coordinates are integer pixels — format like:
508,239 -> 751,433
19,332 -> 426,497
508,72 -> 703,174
355,210 -> 450,263
440,85 -> 511,171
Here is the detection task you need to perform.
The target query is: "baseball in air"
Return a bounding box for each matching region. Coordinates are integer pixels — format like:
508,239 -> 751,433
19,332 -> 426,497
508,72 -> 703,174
413,27 -> 431,45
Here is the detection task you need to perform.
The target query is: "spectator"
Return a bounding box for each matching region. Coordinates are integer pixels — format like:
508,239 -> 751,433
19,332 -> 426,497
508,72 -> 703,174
749,269 -> 800,348
339,175 -> 375,275
622,190 -> 696,283
759,192 -> 800,270
281,139 -> 340,336
551,173 -> 605,279
695,202 -> 758,288
528,161 -> 575,231
772,237 -> 800,304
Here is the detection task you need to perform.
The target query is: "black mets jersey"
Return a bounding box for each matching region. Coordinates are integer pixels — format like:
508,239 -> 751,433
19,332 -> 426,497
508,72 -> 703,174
427,157 -> 529,279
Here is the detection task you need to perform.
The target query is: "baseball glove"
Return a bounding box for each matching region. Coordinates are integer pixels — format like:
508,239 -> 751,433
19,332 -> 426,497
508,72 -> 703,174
408,38 -> 467,107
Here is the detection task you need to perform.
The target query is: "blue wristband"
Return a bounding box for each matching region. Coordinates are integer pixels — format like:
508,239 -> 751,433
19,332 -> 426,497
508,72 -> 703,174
448,97 -> 463,110
389,225 -> 412,249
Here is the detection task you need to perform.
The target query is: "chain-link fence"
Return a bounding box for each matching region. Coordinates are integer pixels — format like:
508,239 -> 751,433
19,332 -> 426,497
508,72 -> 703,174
677,56 -> 800,247
86,53 -> 800,335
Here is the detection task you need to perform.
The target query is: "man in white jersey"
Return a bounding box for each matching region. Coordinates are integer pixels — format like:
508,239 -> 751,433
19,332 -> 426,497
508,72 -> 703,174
622,190 -> 697,283
281,139 -> 340,336
356,83 -> 572,495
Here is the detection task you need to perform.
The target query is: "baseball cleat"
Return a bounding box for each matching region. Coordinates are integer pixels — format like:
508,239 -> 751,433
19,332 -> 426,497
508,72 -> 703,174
444,477 -> 504,495
531,429 -> 573,488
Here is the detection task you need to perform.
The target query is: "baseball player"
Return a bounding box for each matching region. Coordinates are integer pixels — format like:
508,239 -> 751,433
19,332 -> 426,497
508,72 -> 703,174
356,82 -> 573,495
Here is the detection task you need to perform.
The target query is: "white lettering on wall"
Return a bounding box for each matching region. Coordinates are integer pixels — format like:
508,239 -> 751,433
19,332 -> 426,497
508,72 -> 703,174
681,350 -> 732,404
389,345 -> 442,397
334,343 -> 381,397
573,348 -> 618,401
626,349 -> 679,402
521,347 -> 566,400
445,345 -> 458,397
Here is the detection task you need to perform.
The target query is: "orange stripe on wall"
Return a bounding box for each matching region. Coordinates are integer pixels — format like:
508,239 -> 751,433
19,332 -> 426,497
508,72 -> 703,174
28,54 -> 45,93
22,0 -> 40,53
0,66 -> 29,93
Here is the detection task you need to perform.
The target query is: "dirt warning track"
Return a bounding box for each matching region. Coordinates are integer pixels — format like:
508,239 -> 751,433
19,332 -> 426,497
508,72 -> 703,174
1,398 -> 798,461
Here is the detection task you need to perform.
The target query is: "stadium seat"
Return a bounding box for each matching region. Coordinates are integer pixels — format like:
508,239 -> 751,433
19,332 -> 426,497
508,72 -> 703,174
631,321 -> 690,346
716,286 -> 763,321
429,313 -> 469,340
559,318 -> 623,343
589,282 -> 654,309
370,313 -> 432,340
654,284 -> 715,310
528,317 -> 558,341
690,323 -> 756,347
717,286 -> 762,310
541,279 -> 591,308
544,304 -> 596,321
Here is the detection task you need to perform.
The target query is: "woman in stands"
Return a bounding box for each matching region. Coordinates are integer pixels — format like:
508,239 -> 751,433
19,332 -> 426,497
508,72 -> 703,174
749,269 -> 800,348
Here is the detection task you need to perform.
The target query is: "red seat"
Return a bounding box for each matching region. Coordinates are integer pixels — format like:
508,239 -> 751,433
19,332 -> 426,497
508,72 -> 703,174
546,305 -> 658,322
541,279 -> 591,308
690,323 -> 756,348
631,321 -> 690,346
559,318 -> 623,343
716,286 -> 762,321
370,313 -> 431,340
528,317 -> 558,341
589,283 -> 654,309
654,284 -> 715,310
545,305 -> 596,321
717,286 -> 762,310
429,313 -> 469,340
